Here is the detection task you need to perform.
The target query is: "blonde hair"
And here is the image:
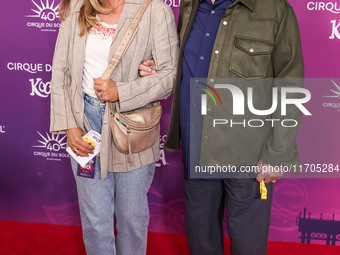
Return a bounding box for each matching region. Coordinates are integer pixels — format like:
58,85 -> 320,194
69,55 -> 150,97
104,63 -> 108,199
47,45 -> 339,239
59,0 -> 114,36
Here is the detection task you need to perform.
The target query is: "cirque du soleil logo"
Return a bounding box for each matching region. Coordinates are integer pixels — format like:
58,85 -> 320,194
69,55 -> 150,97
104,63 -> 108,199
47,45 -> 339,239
322,79 -> 340,111
25,0 -> 61,32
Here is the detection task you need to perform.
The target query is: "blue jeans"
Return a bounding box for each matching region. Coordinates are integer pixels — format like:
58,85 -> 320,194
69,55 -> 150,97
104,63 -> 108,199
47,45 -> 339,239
71,94 -> 156,255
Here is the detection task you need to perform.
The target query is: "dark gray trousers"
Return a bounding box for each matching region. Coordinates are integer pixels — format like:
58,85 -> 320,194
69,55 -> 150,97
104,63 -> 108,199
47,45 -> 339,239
184,178 -> 273,255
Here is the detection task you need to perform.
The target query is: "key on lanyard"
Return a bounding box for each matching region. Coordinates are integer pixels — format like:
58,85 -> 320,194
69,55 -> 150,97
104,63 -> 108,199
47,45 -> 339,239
260,180 -> 267,200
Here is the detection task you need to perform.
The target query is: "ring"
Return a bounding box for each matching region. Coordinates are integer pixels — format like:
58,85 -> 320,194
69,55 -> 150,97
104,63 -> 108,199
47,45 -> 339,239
271,180 -> 277,183
75,149 -> 79,153
96,91 -> 102,98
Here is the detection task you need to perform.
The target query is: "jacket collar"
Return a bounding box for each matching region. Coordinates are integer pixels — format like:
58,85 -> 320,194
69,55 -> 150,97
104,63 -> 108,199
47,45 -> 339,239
196,0 -> 256,12
237,0 -> 257,12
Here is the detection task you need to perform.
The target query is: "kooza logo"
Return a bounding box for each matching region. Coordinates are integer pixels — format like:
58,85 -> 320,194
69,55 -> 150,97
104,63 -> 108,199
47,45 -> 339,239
30,78 -> 51,98
25,0 -> 60,32
0,125 -> 5,134
156,134 -> 169,168
330,20 -> 340,39
33,131 -> 67,152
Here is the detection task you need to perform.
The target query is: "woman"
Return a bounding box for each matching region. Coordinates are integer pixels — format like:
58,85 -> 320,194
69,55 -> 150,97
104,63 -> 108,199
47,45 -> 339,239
50,0 -> 178,253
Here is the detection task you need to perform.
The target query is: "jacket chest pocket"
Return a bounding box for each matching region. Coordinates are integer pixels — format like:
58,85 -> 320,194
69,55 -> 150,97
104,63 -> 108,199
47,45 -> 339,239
230,36 -> 273,79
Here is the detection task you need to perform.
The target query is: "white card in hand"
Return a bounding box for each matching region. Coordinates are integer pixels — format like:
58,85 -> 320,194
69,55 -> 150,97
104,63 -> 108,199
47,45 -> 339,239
66,130 -> 101,167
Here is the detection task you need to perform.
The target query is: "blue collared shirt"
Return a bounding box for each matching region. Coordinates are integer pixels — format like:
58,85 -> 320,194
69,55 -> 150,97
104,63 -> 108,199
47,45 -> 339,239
179,0 -> 235,172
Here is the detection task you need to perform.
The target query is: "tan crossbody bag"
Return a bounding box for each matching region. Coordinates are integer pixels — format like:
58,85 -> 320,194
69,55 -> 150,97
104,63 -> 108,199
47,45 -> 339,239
101,0 -> 162,165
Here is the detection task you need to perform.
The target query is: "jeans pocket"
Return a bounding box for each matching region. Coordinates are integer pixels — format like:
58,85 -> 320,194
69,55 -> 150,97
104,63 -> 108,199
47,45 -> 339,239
84,94 -> 104,134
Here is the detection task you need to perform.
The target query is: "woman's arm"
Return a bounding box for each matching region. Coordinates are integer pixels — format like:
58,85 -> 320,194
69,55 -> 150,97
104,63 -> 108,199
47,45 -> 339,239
50,3 -> 94,156
115,2 -> 179,112
50,6 -> 77,134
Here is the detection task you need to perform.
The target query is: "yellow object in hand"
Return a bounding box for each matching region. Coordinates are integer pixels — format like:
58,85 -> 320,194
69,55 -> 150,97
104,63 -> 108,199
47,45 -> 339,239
83,137 -> 96,147
259,180 -> 267,200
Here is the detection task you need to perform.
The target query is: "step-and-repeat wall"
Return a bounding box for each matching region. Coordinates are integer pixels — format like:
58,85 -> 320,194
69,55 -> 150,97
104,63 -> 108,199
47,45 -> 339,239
0,0 -> 340,245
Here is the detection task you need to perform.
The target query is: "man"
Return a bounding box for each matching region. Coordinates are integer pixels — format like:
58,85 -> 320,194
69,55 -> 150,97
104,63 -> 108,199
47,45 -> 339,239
139,0 -> 304,254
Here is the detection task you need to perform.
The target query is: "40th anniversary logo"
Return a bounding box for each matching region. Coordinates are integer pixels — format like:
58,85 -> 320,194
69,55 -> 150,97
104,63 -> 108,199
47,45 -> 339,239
25,0 -> 60,32
32,131 -> 69,161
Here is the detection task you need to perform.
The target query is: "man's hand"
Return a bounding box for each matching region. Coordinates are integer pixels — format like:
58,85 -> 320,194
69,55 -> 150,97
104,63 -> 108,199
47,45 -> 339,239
66,127 -> 94,157
256,160 -> 284,183
93,78 -> 119,102
138,59 -> 157,77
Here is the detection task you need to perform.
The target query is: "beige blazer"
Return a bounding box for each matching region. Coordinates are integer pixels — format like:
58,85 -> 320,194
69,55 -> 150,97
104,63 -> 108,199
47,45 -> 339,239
50,0 -> 178,178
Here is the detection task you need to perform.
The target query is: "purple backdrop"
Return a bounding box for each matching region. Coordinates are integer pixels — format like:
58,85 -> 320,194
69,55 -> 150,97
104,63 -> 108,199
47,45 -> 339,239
0,0 -> 340,245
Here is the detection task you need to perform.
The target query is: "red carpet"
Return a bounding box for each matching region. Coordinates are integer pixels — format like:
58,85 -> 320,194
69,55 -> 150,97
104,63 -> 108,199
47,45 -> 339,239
1,221 -> 340,255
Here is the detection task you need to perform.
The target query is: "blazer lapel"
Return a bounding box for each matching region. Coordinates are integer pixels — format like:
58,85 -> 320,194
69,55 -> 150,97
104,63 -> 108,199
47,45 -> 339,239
108,0 -> 144,60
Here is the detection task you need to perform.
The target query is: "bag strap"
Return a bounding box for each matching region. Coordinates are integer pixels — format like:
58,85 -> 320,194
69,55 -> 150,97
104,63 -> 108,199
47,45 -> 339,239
103,0 -> 152,114
102,0 -> 152,80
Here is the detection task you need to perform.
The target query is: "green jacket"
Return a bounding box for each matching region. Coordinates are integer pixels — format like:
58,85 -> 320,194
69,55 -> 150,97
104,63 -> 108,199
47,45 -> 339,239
165,0 -> 304,168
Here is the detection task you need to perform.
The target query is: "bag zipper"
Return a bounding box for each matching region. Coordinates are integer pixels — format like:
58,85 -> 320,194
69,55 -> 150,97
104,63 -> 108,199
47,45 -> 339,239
116,117 -> 159,131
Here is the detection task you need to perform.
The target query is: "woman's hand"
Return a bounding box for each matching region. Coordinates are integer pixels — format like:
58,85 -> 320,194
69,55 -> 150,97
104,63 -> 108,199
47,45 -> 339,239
138,59 -> 157,77
93,78 -> 119,102
66,127 -> 94,157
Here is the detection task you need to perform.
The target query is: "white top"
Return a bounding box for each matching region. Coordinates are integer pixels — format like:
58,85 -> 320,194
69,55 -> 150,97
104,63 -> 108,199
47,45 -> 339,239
82,18 -> 117,98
